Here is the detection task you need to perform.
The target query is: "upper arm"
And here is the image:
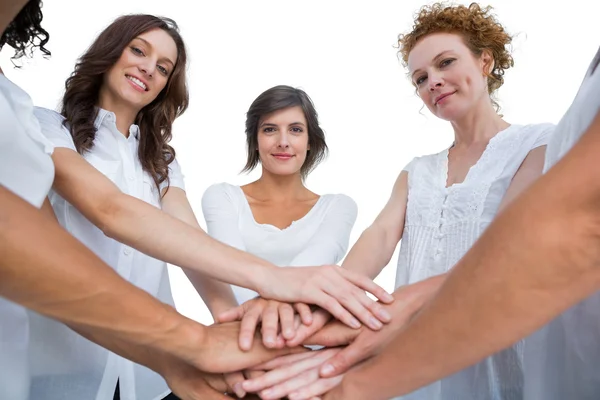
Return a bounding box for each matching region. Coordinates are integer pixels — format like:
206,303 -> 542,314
498,146 -> 547,212
50,148 -> 124,231
370,170 -> 409,244
201,184 -> 246,251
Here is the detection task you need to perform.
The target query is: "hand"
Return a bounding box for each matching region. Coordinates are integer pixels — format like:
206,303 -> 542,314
242,348 -> 344,400
158,355 -> 230,400
190,321 -> 309,373
217,298 -> 314,350
260,265 -> 394,333
284,308 -> 332,347
314,275 -> 444,378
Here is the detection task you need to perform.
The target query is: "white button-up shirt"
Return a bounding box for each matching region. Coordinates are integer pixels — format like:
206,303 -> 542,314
0,74 -> 54,400
31,107 -> 185,400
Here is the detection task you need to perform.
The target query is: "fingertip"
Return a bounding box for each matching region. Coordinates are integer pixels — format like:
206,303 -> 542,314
320,363 -> 335,377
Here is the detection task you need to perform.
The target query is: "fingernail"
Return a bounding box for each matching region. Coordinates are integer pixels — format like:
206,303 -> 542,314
261,389 -> 273,397
288,392 -> 300,399
240,338 -> 251,350
350,318 -> 361,329
377,308 -> 392,321
321,363 -> 335,376
384,292 -> 394,302
233,383 -> 246,398
370,317 -> 383,329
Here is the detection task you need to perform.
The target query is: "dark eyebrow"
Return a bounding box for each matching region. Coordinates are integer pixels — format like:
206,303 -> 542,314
134,37 -> 175,67
289,122 -> 306,126
411,50 -> 454,80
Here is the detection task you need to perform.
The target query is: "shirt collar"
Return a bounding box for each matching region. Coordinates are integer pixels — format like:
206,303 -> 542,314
95,108 -> 140,140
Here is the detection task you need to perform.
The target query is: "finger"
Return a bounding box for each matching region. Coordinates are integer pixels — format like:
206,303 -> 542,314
243,369 -> 266,380
261,301 -> 280,348
338,268 -> 394,304
294,303 -> 313,325
249,350 -> 317,371
302,322 -> 359,347
311,292 -> 362,331
243,351 -> 327,393
224,372 -> 247,399
245,349 -> 340,393
323,277 -> 385,331
287,375 -> 344,400
239,305 -> 264,351
279,303 -> 296,340
319,342 -> 370,378
258,367 -> 320,400
216,305 -> 245,323
286,311 -> 332,347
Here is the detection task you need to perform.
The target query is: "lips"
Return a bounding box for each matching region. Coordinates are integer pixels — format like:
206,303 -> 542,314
272,153 -> 294,160
435,91 -> 456,105
126,74 -> 148,92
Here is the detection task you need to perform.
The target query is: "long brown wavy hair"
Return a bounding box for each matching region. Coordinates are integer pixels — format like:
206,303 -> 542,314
61,14 -> 189,193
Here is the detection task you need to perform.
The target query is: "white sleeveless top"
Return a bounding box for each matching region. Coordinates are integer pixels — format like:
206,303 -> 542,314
202,182 -> 358,305
396,123 -> 554,400
524,47 -> 600,400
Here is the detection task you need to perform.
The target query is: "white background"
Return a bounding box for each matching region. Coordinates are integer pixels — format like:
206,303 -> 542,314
3,0 -> 598,324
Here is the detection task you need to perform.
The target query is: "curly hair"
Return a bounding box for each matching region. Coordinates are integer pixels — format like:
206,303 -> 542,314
243,85 -> 328,180
0,0 -> 50,61
398,2 -> 513,111
61,14 -> 188,194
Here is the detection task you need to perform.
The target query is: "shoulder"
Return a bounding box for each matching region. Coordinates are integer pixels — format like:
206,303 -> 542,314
33,107 -> 66,127
515,123 -> 556,148
201,182 -> 242,205
320,193 -> 358,217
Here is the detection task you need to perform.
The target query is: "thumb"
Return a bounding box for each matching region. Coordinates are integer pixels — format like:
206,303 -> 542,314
303,322 -> 360,347
215,305 -> 244,323
319,341 -> 367,378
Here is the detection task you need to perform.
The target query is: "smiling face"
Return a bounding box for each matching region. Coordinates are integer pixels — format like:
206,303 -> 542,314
99,28 -> 177,114
408,32 -> 492,122
257,106 -> 309,177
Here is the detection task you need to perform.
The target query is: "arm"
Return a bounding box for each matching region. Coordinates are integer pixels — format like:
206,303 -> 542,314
328,111 -> 600,400
341,171 -> 408,279
162,186 -> 238,317
497,146 -> 547,212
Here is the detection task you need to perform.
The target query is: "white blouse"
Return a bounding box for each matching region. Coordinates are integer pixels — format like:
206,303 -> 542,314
396,123 -> 554,400
201,182 -> 358,305
524,48 -> 600,400
0,75 -> 54,400
30,107 -> 185,400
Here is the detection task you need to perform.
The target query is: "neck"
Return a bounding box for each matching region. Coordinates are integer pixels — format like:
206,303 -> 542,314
97,88 -> 140,138
251,169 -> 307,202
450,96 -> 509,147
0,1 -> 29,40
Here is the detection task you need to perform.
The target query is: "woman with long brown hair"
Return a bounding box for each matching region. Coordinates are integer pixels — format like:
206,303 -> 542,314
32,13 -> 393,400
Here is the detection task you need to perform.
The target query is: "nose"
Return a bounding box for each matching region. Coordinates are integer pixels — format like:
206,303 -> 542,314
139,60 -> 155,78
428,72 -> 443,91
277,131 -> 290,148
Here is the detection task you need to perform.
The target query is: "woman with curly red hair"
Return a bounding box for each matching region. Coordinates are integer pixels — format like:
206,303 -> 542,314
239,3 -> 556,400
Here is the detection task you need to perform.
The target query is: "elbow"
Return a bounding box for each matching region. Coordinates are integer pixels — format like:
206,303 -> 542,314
95,194 -> 128,239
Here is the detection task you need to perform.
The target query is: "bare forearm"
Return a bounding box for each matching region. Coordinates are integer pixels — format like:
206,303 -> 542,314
186,270 -> 239,316
345,122 -> 600,399
0,187 -> 206,370
342,225 -> 399,279
100,194 -> 275,292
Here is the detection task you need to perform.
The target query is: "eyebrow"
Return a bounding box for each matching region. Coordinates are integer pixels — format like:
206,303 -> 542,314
411,50 -> 454,80
259,122 -> 306,127
134,37 -> 176,67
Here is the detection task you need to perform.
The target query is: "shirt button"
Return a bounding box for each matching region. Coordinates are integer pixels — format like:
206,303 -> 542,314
128,175 -> 135,181
123,248 -> 132,256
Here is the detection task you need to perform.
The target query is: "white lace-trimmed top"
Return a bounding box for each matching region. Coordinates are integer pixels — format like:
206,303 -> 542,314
395,123 -> 554,400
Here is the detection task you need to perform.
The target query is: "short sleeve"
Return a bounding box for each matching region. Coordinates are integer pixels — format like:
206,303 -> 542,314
33,107 -> 77,151
402,157 -> 418,174
0,95 -> 54,208
201,183 -> 246,251
162,158 -> 185,192
531,123 -> 556,149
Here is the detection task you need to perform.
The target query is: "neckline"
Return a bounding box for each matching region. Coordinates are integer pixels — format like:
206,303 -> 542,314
235,185 -> 324,232
443,124 -> 515,189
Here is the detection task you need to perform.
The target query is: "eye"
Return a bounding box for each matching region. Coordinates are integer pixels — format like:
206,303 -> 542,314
262,127 -> 276,133
415,75 -> 427,86
157,65 -> 169,76
440,58 -> 455,67
130,46 -> 144,56
290,127 -> 304,134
